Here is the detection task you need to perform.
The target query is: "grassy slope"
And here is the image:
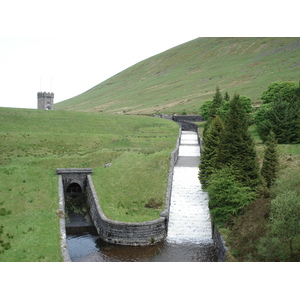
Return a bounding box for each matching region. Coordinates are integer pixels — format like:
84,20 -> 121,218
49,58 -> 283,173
55,37 -> 300,115
0,107 -> 178,261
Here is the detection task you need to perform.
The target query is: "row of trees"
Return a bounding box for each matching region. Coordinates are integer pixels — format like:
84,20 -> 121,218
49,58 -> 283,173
199,83 -> 300,261
199,87 -> 278,225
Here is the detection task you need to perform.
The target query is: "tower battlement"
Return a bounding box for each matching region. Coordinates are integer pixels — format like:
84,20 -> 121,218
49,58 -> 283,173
37,92 -> 54,110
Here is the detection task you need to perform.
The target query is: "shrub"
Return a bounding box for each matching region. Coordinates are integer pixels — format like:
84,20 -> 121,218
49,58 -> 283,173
261,131 -> 279,188
256,81 -> 300,143
257,190 -> 300,261
261,81 -> 299,104
207,167 -> 257,226
256,98 -> 300,143
199,100 -> 212,120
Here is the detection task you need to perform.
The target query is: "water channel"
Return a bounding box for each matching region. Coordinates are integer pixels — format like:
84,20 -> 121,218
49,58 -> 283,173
66,131 -> 218,262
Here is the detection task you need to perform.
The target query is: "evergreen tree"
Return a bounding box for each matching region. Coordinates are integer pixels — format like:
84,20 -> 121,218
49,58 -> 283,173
224,92 -> 230,102
261,131 -> 279,188
203,86 -> 223,136
209,86 -> 223,118
199,115 -> 224,189
256,81 -> 300,143
216,94 -> 260,189
207,167 -> 257,225
257,97 -> 300,143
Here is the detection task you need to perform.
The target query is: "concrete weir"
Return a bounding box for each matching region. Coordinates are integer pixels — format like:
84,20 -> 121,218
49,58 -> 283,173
167,131 -> 213,244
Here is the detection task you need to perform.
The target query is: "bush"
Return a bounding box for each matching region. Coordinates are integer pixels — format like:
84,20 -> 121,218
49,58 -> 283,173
207,167 -> 257,226
256,98 -> 300,143
199,100 -> 212,120
261,81 -> 299,104
256,81 -> 300,143
258,190 -> 300,261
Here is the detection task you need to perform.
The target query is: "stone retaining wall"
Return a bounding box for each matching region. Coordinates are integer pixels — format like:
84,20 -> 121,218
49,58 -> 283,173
172,115 -> 204,122
57,175 -> 71,262
212,223 -> 228,262
86,175 -> 166,245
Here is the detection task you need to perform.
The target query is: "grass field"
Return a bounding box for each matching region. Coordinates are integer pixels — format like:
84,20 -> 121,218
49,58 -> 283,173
0,107 -> 178,261
55,37 -> 300,115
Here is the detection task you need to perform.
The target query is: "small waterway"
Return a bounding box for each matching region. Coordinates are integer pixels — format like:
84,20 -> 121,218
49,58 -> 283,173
66,130 -> 217,262
167,131 -> 213,245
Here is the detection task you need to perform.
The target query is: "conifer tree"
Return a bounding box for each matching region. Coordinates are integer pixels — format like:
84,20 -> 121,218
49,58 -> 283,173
224,92 -> 230,102
209,86 -> 223,118
203,86 -> 223,136
261,131 -> 279,188
199,115 -> 224,189
216,94 -> 260,189
257,97 -> 300,143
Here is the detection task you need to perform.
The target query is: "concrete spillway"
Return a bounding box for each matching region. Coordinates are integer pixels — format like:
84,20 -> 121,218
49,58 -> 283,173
63,130 -> 218,261
166,131 -> 213,244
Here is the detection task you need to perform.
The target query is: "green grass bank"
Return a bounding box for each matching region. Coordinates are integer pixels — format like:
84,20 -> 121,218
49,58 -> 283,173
0,107 -> 178,261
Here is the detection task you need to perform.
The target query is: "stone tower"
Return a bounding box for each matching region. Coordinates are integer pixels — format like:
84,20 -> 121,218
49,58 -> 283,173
37,92 -> 54,110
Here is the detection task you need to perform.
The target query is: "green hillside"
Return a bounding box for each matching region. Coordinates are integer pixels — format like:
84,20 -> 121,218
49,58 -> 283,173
0,107 -> 178,261
55,37 -> 300,114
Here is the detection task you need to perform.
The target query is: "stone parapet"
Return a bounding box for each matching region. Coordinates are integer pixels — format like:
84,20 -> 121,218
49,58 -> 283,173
86,174 -> 167,245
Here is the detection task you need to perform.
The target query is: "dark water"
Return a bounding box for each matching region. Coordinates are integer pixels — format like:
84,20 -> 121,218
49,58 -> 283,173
66,231 -> 217,262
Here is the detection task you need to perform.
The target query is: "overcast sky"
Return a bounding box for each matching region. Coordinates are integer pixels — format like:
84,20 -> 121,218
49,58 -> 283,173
0,0 -> 298,109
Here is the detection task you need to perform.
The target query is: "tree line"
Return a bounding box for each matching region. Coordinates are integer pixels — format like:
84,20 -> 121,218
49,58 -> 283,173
199,82 -> 300,261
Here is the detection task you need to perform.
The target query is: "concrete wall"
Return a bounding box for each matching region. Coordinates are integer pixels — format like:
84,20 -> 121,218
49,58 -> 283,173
57,175 -> 71,262
172,115 -> 204,122
154,114 -> 204,122
56,168 -> 92,194
212,223 -> 228,262
86,175 -> 166,245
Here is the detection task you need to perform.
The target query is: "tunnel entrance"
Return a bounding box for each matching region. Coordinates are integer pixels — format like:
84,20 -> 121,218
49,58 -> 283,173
65,183 -> 86,217
67,183 -> 83,195
65,182 -> 93,234
56,168 -> 95,235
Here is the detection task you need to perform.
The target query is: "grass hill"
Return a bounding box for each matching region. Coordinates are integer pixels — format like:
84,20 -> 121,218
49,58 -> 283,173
0,107 -> 178,261
55,37 -> 300,115
2,37 -> 300,262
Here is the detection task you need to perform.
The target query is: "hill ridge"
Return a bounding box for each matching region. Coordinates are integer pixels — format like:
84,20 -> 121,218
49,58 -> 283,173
55,37 -> 300,114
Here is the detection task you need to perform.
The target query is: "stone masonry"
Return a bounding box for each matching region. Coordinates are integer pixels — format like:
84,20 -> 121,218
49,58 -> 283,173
37,92 -> 54,110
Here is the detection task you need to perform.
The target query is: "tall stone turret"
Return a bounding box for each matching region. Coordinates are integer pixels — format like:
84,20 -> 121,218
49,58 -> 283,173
37,92 -> 54,110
